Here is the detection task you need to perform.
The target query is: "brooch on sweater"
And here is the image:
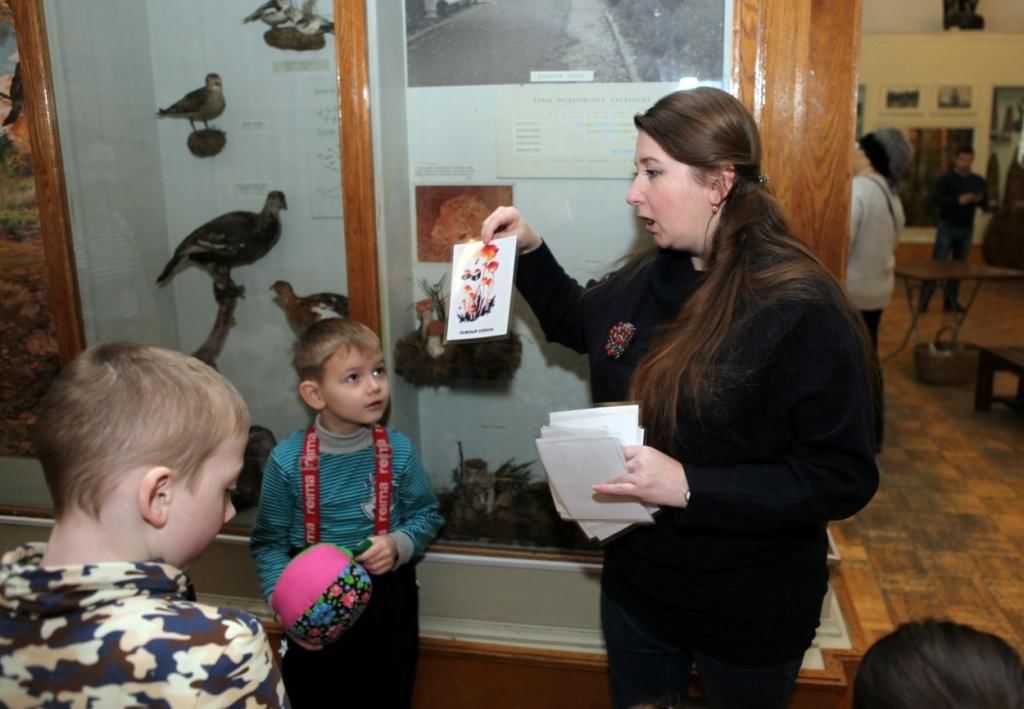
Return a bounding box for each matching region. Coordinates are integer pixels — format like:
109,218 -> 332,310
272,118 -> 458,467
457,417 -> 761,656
605,321 -> 636,359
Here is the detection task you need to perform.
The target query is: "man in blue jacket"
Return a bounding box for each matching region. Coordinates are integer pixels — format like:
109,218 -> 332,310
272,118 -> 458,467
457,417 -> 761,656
919,145 -> 987,312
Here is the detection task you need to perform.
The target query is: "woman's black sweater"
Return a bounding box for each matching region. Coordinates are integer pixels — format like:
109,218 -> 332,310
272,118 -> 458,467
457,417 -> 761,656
516,242 -> 878,667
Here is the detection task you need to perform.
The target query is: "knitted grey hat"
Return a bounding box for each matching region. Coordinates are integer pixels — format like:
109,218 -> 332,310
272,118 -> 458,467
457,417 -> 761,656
860,128 -> 913,187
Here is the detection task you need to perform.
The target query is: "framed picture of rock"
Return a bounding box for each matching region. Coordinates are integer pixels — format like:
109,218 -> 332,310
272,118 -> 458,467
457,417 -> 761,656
415,184 -> 513,263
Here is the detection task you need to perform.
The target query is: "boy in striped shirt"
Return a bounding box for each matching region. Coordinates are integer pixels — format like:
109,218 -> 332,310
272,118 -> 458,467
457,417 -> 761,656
250,319 -> 443,708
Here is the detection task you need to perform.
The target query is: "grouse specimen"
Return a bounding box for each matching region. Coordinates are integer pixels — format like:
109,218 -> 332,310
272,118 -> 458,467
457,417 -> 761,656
157,73 -> 225,132
271,280 -> 349,330
1,62 -> 23,127
156,191 -> 287,295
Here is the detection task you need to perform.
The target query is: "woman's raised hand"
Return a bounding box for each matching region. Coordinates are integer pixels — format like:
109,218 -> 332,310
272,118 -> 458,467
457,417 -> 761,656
480,206 -> 542,254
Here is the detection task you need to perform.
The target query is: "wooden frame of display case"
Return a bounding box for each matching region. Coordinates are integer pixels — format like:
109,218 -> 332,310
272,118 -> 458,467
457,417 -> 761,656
9,0 -> 84,364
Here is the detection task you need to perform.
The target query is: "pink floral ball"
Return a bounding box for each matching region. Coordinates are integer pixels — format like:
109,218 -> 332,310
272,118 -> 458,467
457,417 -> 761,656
270,543 -> 372,646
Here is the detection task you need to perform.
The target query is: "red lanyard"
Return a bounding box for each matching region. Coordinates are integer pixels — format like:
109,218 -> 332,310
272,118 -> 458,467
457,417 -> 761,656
371,425 -> 392,536
301,424 -> 392,545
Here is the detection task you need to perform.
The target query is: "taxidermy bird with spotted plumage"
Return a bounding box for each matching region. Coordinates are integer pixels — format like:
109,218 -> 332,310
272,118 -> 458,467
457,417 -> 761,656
156,191 -> 287,296
271,280 -> 349,330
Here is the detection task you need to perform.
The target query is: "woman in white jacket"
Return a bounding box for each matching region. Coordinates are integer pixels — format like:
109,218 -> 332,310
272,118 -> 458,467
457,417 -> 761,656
847,128 -> 912,350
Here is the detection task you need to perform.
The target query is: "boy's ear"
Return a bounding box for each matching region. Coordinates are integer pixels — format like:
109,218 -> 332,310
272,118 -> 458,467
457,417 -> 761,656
139,466 -> 173,528
298,379 -> 326,411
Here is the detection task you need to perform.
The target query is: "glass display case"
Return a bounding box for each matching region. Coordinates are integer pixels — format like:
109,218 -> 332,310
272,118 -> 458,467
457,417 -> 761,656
44,0 -> 348,445
3,0 -> 864,563
3,2 -> 869,698
2,0 -> 350,527
373,0 -> 729,555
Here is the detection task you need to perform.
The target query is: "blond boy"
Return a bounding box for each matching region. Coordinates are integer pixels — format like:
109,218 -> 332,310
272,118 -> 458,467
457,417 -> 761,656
0,343 -> 286,707
250,319 -> 442,708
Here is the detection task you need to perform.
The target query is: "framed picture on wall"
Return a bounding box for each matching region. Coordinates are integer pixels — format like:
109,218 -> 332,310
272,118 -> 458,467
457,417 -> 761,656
934,85 -> 974,114
990,86 -> 1024,145
880,84 -> 923,114
405,0 -> 725,86
415,185 -> 514,263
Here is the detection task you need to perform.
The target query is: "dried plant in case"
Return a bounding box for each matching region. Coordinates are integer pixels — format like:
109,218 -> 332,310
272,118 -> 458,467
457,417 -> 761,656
394,275 -> 522,386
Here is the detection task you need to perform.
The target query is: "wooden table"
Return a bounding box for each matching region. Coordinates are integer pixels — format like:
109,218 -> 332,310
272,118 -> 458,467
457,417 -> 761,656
885,261 -> 1024,362
974,346 -> 1024,413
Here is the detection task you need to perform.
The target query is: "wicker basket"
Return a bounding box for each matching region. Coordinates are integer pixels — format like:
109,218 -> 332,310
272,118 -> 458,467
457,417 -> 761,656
913,326 -> 979,385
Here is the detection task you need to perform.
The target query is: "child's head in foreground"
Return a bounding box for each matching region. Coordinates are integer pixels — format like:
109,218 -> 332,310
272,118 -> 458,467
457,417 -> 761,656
33,342 -> 250,567
853,618 -> 1024,709
293,318 -> 389,435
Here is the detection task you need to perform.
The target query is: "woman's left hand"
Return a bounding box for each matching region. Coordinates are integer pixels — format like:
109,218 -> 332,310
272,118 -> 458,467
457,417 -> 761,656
592,445 -> 690,508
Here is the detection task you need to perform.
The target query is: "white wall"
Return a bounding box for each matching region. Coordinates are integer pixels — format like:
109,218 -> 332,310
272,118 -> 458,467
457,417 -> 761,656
863,0 -> 1024,34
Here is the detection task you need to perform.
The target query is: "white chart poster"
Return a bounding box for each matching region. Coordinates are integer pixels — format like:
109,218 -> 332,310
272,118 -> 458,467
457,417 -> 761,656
306,78 -> 343,219
496,84 -> 674,179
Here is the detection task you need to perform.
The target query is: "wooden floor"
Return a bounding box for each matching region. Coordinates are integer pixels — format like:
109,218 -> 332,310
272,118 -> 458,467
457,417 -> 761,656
831,266 -> 1024,656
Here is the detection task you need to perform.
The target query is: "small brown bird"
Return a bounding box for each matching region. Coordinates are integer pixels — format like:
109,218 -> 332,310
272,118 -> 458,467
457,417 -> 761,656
271,280 -> 349,330
157,73 -> 226,132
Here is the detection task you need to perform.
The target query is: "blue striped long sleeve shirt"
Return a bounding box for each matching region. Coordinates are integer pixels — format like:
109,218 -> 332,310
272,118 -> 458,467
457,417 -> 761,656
249,425 -> 444,600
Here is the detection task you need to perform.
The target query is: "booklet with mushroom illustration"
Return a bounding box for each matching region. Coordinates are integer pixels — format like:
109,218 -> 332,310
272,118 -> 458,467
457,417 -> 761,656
445,235 -> 518,344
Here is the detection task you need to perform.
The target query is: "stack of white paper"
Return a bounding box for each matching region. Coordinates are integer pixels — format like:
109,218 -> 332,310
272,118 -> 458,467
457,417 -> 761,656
534,404 -> 656,542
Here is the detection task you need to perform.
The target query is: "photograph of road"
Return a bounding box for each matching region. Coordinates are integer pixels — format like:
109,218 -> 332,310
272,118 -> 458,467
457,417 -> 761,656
406,0 -> 725,87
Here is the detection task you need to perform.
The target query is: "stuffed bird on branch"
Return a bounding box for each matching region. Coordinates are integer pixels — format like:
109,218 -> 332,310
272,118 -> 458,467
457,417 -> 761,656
156,191 -> 287,298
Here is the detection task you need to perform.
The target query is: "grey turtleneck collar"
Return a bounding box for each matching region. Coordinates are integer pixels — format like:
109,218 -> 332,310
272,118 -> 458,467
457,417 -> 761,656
314,416 -> 374,455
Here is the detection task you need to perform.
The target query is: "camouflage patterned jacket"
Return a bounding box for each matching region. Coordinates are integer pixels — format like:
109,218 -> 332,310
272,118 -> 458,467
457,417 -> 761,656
0,543 -> 287,708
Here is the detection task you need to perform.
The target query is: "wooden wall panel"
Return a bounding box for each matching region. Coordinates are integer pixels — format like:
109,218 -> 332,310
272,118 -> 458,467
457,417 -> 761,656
733,0 -> 863,278
413,641 -> 611,709
333,0 -> 381,334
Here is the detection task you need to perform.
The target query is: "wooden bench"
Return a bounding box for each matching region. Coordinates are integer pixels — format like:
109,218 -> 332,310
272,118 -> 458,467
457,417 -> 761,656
974,346 -> 1024,413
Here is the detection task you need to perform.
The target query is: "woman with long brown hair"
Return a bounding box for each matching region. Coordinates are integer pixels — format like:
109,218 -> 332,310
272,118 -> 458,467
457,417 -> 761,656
481,87 -> 878,709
